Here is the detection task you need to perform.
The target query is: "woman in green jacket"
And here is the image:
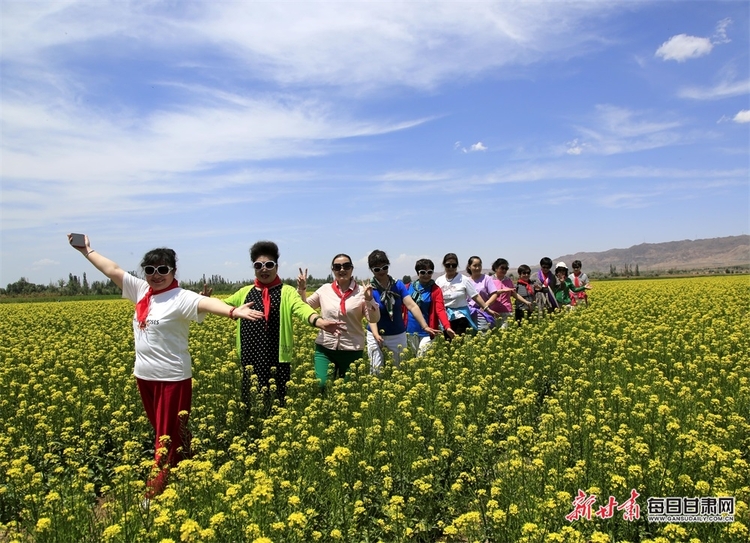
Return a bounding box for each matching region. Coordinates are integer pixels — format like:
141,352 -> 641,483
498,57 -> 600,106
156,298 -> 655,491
224,241 -> 341,411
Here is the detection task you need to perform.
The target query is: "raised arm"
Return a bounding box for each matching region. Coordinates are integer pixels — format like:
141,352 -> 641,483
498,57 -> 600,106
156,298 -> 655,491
296,267 -> 308,302
360,281 -> 380,323
68,234 -> 125,290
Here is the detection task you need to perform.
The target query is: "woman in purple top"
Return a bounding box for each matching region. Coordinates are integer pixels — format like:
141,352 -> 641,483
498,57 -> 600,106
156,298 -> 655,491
466,256 -> 499,331
536,256 -> 559,313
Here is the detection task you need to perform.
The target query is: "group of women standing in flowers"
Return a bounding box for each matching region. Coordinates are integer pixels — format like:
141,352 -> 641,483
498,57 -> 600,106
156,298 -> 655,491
68,235 -> 342,499
68,234 -> 590,498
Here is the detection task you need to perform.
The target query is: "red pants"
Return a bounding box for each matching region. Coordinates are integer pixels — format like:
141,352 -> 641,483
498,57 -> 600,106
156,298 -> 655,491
136,377 -> 192,496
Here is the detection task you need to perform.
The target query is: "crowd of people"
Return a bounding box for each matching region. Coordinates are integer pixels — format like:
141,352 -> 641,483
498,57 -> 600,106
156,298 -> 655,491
68,235 -> 591,498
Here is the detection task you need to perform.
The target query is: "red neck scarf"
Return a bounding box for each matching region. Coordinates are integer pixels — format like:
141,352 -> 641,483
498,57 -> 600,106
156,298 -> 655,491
518,279 -> 534,296
136,279 -> 179,329
254,276 -> 282,323
331,279 -> 355,315
573,274 -> 581,287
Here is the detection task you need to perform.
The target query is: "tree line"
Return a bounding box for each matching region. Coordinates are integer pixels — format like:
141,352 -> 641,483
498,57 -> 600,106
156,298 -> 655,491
0,272 -> 339,298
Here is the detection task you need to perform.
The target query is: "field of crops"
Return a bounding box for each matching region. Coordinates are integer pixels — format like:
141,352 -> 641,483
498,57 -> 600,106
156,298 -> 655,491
0,276 -> 748,542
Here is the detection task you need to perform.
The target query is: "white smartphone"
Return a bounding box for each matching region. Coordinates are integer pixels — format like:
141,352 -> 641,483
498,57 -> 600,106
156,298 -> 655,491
70,233 -> 86,248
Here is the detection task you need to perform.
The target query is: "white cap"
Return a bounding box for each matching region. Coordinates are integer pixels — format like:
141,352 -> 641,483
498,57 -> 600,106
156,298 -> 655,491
555,262 -> 568,270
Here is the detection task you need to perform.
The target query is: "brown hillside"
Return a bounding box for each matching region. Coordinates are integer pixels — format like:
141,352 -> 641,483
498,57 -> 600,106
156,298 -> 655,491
554,235 -> 750,273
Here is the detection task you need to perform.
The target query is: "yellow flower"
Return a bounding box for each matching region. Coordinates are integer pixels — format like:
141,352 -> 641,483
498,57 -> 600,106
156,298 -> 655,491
287,512 -> 306,528
102,524 -> 123,541
35,518 -> 52,532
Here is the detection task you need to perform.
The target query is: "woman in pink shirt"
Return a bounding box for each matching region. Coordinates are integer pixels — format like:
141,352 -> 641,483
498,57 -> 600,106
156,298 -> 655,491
488,258 -> 533,328
298,254 -> 380,387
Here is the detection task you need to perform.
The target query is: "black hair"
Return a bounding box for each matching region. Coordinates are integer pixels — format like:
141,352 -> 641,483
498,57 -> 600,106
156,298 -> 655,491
517,264 -> 531,275
331,253 -> 353,267
540,257 -> 553,268
141,248 -> 177,270
250,241 -> 279,262
466,256 -> 482,274
442,252 -> 459,266
492,258 -> 509,272
368,249 -> 389,269
572,260 -> 582,269
415,258 -> 434,272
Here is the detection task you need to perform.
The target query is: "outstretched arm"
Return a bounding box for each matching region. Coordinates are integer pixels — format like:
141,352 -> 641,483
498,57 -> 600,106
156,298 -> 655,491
67,234 -> 125,290
512,290 -> 533,307
403,296 -> 441,337
197,297 -> 264,320
471,294 -> 498,316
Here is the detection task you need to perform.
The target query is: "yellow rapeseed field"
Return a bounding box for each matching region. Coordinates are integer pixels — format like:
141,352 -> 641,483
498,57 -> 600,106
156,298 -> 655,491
0,276 -> 748,542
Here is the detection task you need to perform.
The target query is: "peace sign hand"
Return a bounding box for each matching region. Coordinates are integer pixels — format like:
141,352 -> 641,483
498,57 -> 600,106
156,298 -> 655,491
360,280 -> 374,301
297,267 -> 308,292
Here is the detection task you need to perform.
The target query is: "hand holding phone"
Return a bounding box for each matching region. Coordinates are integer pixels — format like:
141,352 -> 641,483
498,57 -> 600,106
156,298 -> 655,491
70,233 -> 87,248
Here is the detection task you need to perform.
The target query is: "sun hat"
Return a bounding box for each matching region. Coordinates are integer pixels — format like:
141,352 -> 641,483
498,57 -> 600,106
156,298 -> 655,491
555,261 -> 568,270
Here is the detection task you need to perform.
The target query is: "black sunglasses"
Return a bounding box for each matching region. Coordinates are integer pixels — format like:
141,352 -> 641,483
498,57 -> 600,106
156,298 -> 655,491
144,265 -> 173,276
444,262 -> 458,269
332,262 -> 353,271
371,265 -> 389,273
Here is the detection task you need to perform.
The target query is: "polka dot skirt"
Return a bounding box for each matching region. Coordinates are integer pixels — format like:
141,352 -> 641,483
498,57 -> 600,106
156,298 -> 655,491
239,285 -> 289,404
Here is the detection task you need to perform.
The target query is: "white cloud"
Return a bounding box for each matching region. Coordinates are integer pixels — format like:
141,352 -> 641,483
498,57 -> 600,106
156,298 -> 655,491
655,34 -> 713,62
656,19 -> 733,63
454,141 -> 487,153
31,258 -> 59,269
1,2 -> 624,92
732,110 -> 750,123
377,170 -> 454,182
565,105 -> 684,156
566,139 -> 588,155
679,78 -> 750,100
712,18 -> 732,45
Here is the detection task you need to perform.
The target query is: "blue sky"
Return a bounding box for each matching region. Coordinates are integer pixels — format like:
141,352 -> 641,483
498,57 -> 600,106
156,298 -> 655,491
1,0 -> 748,286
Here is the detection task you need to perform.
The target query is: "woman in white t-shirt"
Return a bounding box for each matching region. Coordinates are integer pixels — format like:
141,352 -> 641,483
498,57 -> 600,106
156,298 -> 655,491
435,253 -> 496,338
68,234 -> 262,498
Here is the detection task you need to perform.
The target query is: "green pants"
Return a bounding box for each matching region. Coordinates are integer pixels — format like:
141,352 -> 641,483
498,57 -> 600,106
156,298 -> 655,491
314,344 -> 363,387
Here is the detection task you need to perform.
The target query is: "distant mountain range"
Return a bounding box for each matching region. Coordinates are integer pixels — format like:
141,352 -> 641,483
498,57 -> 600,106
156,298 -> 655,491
553,235 -> 750,273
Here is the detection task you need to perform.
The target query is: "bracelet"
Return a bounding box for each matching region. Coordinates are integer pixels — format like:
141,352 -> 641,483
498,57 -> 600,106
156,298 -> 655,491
311,316 -> 320,327
85,250 -> 95,257
229,307 -> 237,320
